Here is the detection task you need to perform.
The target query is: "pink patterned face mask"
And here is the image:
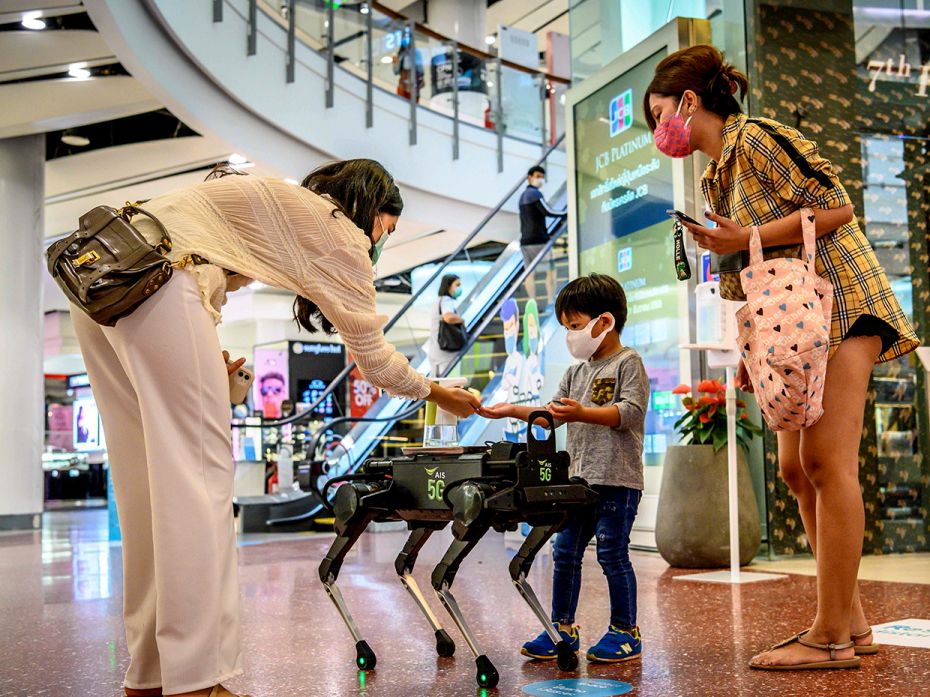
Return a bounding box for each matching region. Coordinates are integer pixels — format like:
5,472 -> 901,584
654,99 -> 694,158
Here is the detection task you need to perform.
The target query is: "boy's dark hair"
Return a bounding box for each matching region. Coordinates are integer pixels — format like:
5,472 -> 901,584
555,273 -> 627,334
527,165 -> 546,177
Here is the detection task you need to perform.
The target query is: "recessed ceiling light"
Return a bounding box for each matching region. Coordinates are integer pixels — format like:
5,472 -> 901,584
380,55 -> 393,64
21,12 -> 46,30
228,153 -> 249,164
360,3 -> 370,14
485,34 -> 496,45
68,63 -> 91,79
61,133 -> 90,147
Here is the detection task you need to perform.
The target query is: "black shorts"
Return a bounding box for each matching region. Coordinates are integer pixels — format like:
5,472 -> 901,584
844,314 -> 900,355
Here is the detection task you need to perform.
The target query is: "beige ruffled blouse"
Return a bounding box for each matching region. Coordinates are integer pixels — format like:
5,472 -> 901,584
133,175 -> 431,401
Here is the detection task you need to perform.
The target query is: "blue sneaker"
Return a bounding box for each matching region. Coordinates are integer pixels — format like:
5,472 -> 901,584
586,625 -> 642,663
521,624 -> 580,660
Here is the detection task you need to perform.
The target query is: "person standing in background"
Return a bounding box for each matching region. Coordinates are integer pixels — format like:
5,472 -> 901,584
428,274 -> 465,377
519,165 -> 566,303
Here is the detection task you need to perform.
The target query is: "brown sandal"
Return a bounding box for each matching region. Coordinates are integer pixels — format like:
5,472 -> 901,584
208,686 -> 252,697
852,627 -> 880,656
749,632 -> 861,670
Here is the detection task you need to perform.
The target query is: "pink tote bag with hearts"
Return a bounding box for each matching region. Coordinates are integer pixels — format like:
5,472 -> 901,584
736,208 -> 833,431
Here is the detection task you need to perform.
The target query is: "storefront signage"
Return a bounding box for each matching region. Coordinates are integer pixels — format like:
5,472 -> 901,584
292,342 -> 342,355
867,54 -> 930,96
67,373 -> 90,389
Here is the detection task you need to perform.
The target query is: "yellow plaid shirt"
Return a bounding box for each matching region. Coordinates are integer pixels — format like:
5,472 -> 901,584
701,114 -> 919,363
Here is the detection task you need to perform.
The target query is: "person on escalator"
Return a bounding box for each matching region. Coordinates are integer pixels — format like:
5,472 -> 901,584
519,165 -> 566,304
481,273 -> 649,665
69,160 -> 480,697
428,274 -> 466,377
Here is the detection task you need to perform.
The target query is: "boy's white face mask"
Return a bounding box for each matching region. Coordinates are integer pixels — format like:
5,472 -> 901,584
565,314 -> 613,361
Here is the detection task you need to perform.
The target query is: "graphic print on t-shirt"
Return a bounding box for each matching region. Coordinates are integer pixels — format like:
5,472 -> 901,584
591,377 -> 616,406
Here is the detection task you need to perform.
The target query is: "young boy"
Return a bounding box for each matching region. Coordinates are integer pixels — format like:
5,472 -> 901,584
480,274 -> 649,663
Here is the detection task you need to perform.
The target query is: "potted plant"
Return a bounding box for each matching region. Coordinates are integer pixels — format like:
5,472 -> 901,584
654,379 -> 764,568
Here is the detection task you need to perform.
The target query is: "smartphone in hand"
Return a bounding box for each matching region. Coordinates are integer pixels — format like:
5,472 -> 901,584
666,209 -> 700,226
229,367 -> 254,405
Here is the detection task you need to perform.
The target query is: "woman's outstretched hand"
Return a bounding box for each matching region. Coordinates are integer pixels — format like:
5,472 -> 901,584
429,383 -> 481,418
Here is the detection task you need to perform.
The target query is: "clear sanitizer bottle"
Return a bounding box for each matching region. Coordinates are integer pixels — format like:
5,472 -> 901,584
423,377 -> 468,447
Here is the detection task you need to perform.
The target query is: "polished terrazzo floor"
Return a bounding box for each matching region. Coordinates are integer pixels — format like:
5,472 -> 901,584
1,510 -> 929,697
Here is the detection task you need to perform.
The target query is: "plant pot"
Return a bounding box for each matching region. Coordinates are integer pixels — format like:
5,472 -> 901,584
655,444 -> 761,568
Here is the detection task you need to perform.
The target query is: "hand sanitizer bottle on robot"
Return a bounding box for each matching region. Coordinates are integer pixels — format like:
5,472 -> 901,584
423,377 -> 468,447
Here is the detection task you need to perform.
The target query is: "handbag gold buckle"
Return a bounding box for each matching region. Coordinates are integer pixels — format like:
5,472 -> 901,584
75,250 -> 100,266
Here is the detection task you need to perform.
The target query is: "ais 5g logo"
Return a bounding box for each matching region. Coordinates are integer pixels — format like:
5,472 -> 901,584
538,460 -> 552,483
609,89 -> 633,137
424,467 -> 446,501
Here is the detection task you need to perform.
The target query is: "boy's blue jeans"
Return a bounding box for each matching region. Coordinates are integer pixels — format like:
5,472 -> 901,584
550,485 -> 641,630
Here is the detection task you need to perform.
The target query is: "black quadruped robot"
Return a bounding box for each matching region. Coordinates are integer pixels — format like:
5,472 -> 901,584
317,412 -> 599,689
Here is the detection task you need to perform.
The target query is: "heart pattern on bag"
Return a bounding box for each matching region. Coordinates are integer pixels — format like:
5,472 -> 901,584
736,208 -> 833,431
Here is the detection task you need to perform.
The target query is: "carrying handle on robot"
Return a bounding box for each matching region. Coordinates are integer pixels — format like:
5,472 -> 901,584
526,410 -> 556,460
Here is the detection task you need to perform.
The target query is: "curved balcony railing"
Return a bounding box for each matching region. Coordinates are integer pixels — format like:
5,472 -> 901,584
214,0 -> 570,169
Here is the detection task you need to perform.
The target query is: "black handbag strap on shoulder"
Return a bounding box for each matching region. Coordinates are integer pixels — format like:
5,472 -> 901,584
745,119 -> 834,190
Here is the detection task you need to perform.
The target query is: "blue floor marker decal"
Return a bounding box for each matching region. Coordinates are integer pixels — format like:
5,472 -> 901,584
522,678 -> 634,696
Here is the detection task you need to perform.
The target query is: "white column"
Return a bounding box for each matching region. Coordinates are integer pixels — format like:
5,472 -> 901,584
427,0 -> 485,48
0,136 -> 45,530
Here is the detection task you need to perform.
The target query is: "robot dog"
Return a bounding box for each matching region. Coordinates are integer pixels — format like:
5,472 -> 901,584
317,412 -> 598,689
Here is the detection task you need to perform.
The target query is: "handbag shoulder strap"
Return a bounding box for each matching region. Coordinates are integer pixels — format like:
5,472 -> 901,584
745,119 -> 834,190
120,202 -> 172,254
748,226 -> 764,267
800,207 -> 818,266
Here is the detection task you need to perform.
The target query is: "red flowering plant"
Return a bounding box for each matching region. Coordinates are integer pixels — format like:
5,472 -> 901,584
671,378 -> 762,453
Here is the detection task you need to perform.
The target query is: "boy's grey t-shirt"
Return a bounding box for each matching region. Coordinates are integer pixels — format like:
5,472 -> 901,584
551,346 -> 649,490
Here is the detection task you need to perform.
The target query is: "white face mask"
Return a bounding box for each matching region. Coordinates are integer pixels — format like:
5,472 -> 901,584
530,177 -> 544,188
565,315 -> 613,361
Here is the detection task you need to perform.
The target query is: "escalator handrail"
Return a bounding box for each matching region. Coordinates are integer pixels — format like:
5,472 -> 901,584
253,134 -> 566,428
437,218 -> 568,379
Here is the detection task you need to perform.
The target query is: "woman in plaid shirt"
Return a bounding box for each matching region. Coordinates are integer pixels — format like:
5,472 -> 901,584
645,45 -> 918,671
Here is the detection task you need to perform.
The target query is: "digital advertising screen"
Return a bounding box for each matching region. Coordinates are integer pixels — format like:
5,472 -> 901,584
290,342 -> 347,419
253,347 -> 289,419
72,398 -> 102,451
573,48 -> 684,463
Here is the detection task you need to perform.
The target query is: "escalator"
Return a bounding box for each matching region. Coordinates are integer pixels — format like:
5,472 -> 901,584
237,139 -> 571,530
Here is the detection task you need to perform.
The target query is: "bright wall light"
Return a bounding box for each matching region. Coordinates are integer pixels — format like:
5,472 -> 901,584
22,12 -> 46,30
68,63 -> 91,79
